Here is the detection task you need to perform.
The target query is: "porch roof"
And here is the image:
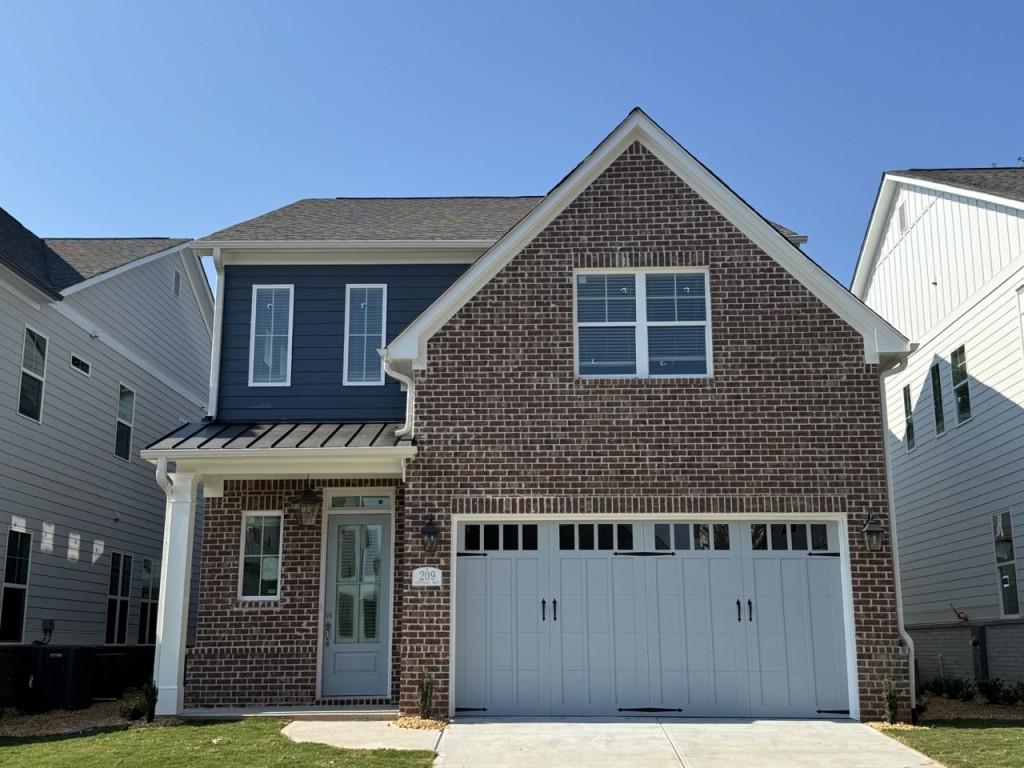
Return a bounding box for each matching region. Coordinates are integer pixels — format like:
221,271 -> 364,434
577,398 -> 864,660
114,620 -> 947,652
145,420 -> 413,452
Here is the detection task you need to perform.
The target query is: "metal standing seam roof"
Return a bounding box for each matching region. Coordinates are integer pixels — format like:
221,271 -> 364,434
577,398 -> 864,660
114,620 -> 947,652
146,421 -> 413,452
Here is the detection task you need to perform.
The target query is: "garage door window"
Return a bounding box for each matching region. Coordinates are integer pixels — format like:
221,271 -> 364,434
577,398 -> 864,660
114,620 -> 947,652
751,522 -> 829,551
557,523 -> 634,551
651,522 -> 729,551
463,523 -> 538,552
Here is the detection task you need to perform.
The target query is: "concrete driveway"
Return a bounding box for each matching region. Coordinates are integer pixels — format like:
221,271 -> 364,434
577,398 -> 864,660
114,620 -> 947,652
434,718 -> 940,768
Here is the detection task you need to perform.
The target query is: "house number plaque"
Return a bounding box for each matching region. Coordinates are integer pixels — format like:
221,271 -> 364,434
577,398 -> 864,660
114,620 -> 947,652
412,566 -> 443,587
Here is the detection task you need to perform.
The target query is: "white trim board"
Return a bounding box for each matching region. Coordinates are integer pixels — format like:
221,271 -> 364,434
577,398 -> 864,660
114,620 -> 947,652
387,108 -> 909,369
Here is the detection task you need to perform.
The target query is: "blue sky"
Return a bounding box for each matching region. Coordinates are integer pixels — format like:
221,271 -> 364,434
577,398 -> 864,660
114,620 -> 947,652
2,1 -> 1021,290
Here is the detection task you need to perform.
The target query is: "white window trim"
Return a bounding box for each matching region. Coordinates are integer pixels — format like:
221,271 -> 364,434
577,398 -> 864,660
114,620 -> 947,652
138,557 -> 159,645
247,284 -> 294,387
951,345 -> 972,426
993,512 -> 1021,619
572,267 -> 712,380
17,325 -> 48,424
105,551 -> 133,646
343,284 -> 388,386
0,527 -> 32,644
114,382 -> 136,462
70,355 -> 91,377
238,510 -> 285,602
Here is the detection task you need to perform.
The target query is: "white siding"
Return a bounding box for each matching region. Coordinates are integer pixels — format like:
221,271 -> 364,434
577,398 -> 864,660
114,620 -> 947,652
0,261 -> 209,647
865,183 -> 1024,341
883,261 -> 1024,627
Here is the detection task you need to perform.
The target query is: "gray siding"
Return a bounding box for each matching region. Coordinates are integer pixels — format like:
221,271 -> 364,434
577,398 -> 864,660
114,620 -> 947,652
909,626 -> 975,681
986,623 -> 1024,682
216,263 -> 468,421
0,259 -> 209,648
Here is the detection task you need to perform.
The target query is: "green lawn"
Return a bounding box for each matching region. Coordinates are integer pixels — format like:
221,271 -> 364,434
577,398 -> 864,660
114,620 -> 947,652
0,718 -> 435,768
881,720 -> 1024,768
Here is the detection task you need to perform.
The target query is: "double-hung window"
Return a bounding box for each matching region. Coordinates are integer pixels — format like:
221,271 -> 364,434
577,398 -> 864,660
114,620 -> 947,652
138,558 -> 159,644
993,512 -> 1020,616
344,285 -> 387,385
18,327 -> 47,422
240,513 -> 283,600
951,345 -> 972,423
575,270 -> 710,378
105,552 -> 133,645
0,529 -> 32,643
902,385 -> 915,451
114,385 -> 135,461
930,364 -> 945,435
248,285 -> 294,386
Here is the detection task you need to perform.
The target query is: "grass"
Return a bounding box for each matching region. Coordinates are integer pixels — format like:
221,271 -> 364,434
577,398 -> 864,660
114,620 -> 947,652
0,717 -> 435,768
880,719 -> 1024,768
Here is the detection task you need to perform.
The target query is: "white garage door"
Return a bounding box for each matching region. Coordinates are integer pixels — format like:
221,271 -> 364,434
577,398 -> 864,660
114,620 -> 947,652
454,520 -> 849,718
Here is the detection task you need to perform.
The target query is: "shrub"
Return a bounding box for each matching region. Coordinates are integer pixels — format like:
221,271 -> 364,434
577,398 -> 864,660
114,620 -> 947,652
978,678 -> 1021,706
882,678 -> 899,724
119,688 -> 147,721
417,673 -> 435,720
141,680 -> 158,723
921,676 -> 976,702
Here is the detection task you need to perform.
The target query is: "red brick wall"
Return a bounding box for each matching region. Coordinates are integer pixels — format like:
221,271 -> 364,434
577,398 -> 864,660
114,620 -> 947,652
400,141 -> 909,720
185,478 -> 403,708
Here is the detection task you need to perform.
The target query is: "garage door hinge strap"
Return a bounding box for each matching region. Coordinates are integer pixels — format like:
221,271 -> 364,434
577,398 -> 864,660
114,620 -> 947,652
816,709 -> 850,715
457,552 -> 488,557
455,707 -> 488,712
618,707 -> 683,712
613,551 -> 677,557
807,552 -> 840,557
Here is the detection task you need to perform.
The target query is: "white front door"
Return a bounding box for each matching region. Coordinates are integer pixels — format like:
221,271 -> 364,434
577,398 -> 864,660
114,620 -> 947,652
454,519 -> 850,718
322,513 -> 391,697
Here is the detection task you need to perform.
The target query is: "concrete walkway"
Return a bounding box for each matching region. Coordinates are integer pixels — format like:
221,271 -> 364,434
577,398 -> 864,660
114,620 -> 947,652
284,717 -> 940,767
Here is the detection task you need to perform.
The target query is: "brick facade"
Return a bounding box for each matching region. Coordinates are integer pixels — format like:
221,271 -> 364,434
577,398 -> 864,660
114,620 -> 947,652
187,141 -> 909,720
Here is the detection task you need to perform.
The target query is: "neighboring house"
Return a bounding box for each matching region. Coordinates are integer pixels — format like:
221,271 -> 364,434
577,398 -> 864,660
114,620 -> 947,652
0,207 -> 211,691
143,109 -> 912,721
853,168 -> 1024,686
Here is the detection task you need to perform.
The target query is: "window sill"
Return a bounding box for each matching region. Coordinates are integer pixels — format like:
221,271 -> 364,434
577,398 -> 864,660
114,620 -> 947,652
576,375 -> 712,382
247,382 -> 291,388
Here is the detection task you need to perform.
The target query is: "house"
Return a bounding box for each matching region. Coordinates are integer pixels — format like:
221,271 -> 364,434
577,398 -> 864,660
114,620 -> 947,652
0,207 -> 212,702
143,109 -> 913,721
852,168 -> 1024,686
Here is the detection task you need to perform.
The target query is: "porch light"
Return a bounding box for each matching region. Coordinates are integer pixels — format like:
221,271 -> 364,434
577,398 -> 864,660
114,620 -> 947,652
292,482 -> 322,527
862,512 -> 884,552
421,516 -> 441,554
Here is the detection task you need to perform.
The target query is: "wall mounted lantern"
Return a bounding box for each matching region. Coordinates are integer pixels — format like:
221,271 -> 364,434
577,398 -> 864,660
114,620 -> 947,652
862,512 -> 885,553
421,516 -> 441,554
292,481 -> 322,527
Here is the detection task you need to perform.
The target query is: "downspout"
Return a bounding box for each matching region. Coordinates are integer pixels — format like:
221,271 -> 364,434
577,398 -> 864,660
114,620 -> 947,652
381,349 -> 414,437
206,249 -> 225,419
878,353 -> 917,713
156,456 -> 173,495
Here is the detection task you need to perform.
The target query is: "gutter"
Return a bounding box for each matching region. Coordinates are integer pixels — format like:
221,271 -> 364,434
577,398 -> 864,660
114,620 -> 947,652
877,353 -> 917,713
381,349 -> 414,437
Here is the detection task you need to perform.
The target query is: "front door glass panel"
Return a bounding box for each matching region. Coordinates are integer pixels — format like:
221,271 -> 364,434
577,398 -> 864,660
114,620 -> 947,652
335,524 -> 382,644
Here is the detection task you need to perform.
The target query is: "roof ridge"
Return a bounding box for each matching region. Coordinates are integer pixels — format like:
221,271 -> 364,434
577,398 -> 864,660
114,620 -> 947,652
320,195 -> 545,201
42,236 -> 186,241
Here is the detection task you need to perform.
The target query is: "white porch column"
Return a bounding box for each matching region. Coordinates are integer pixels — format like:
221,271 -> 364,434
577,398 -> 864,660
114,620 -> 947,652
153,471 -> 199,716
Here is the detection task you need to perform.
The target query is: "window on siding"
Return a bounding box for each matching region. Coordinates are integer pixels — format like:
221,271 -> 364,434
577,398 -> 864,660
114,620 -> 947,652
18,327 -> 47,422
897,202 -> 908,234
137,558 -> 159,645
70,355 -> 91,376
105,552 -> 133,645
950,346 -> 972,423
575,270 -> 710,379
993,512 -> 1020,616
930,364 -> 945,434
248,285 -> 293,386
343,285 -> 387,385
0,529 -> 31,643
240,513 -> 282,599
902,385 -> 915,451
114,385 -> 135,461
173,269 -> 181,297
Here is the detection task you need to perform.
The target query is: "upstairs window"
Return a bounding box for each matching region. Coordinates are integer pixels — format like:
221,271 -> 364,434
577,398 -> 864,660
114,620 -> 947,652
930,364 -> 945,434
18,327 -> 47,422
902,385 -> 915,451
343,285 -> 387,386
114,385 -> 135,461
575,270 -> 710,379
105,552 -> 133,645
248,285 -> 293,386
950,345 -> 972,423
0,528 -> 31,643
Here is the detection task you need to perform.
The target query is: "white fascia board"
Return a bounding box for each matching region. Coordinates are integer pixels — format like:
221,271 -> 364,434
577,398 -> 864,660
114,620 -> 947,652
139,445 -> 416,478
59,241 -> 194,297
179,248 -> 215,335
387,110 -> 910,367
0,267 -> 51,309
887,174 -> 1024,215
193,239 -> 493,264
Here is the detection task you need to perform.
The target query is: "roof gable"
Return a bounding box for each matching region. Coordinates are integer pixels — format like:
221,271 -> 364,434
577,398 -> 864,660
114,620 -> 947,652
387,109 -> 908,368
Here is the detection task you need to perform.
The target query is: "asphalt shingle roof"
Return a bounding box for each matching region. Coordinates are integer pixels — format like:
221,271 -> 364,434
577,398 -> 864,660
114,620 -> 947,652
43,238 -> 190,291
896,168 -> 1024,205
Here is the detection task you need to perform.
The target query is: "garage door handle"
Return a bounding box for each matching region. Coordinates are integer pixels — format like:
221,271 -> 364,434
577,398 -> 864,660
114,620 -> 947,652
541,599 -> 546,621
736,599 -> 741,622
748,599 -> 753,622
552,599 -> 557,622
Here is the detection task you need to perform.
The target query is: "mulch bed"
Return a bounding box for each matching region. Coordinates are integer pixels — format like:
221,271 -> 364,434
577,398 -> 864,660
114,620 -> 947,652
0,701 -> 183,738
921,695 -> 1024,721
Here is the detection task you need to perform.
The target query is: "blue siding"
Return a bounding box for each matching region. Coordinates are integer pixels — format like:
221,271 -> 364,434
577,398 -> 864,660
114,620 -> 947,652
217,264 -> 468,421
